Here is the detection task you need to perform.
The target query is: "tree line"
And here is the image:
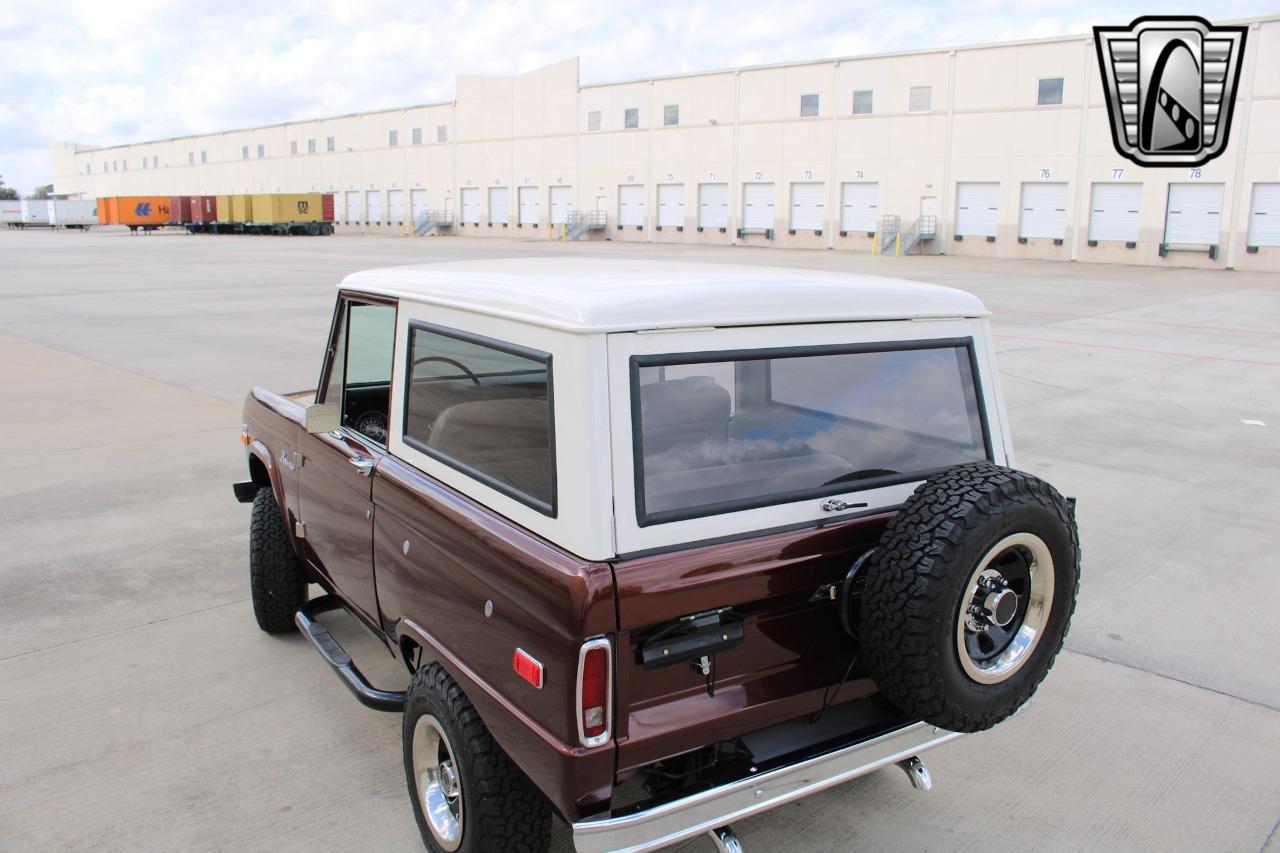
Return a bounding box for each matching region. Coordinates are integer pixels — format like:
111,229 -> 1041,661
0,176 -> 54,200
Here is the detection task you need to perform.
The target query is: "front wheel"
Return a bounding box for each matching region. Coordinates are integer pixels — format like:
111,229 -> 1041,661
403,664 -> 551,853
248,487 -> 307,633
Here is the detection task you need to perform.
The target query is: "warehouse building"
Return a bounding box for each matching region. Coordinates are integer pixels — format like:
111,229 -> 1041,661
50,16 -> 1280,271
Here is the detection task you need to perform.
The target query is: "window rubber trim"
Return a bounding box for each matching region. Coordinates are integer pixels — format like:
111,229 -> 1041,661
628,336 -> 993,527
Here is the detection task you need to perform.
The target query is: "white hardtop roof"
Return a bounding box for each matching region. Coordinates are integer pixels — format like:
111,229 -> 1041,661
340,258 -> 988,333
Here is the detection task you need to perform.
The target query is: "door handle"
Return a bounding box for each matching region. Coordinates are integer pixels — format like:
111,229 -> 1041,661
349,456 -> 375,477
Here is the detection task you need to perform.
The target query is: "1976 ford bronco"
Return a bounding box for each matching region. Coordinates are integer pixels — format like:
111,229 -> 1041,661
233,258 -> 1078,853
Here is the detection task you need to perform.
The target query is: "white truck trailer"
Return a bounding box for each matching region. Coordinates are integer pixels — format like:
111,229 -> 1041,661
48,199 -> 98,228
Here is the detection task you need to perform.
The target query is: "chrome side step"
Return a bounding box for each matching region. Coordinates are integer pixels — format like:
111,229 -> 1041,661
295,595 -> 406,712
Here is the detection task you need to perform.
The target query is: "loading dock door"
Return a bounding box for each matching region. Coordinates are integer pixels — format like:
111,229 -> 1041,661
365,190 -> 383,224
410,189 -> 428,223
618,185 -> 646,228
1018,182 -> 1068,239
549,186 -> 573,225
657,184 -> 685,228
840,183 -> 878,233
742,183 -> 774,231
1087,183 -> 1141,243
1247,183 -> 1280,246
387,190 -> 405,224
789,182 -> 825,231
489,187 -> 509,225
1164,183 -> 1224,244
518,186 -> 540,225
698,183 -> 728,229
461,187 -> 481,224
344,191 -> 361,223
955,182 -> 1000,237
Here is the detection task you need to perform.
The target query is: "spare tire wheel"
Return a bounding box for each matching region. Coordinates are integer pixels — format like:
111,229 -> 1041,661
858,463 -> 1079,732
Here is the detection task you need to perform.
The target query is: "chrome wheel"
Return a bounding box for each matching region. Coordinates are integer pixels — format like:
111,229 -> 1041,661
955,532 -> 1055,684
412,714 -> 464,851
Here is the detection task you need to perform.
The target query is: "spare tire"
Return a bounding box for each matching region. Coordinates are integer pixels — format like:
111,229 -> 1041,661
858,463 -> 1079,732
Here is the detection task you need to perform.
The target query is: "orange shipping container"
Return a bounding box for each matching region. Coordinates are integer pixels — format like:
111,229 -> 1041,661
97,197 -> 114,225
114,196 -> 173,226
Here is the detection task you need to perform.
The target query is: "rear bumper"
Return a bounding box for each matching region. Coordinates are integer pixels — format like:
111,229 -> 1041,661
571,721 -> 962,853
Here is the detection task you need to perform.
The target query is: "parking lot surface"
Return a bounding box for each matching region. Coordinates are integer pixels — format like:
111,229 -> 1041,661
1,229 -> 1277,852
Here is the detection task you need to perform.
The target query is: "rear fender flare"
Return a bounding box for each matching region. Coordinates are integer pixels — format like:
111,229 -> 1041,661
395,618 -> 577,760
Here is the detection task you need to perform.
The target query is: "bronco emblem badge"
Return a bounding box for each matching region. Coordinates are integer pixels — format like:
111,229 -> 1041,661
1093,16 -> 1247,167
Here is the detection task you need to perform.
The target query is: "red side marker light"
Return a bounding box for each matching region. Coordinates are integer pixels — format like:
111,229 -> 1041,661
513,648 -> 544,689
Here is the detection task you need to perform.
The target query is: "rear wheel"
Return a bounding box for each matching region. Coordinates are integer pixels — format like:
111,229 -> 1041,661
248,487 -> 306,633
403,664 -> 551,853
858,463 -> 1079,732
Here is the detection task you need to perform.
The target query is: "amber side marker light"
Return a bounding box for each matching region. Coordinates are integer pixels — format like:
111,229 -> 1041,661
240,425 -> 251,446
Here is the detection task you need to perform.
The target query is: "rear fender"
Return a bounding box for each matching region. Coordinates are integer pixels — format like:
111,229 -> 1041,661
396,618 -> 615,823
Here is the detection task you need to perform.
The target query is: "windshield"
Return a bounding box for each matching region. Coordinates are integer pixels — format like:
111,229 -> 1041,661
633,341 -> 989,523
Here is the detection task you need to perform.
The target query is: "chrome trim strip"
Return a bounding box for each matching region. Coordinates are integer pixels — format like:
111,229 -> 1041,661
575,637 -> 613,748
571,721 -> 962,853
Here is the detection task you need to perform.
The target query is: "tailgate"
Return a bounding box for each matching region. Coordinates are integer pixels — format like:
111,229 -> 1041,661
611,512 -> 895,774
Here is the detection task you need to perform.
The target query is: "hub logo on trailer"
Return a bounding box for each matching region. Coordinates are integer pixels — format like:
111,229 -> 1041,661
135,202 -> 152,216
1094,16 -> 1247,167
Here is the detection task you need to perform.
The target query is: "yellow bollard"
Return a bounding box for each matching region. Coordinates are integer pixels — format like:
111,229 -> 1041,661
872,232 -> 879,255
895,233 -> 902,256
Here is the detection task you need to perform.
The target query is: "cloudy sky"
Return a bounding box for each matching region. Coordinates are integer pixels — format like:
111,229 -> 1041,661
1,0 -> 1272,195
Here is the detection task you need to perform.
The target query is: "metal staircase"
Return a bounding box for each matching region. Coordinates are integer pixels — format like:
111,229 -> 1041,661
899,215 -> 936,254
563,210 -> 606,240
413,209 -> 454,236
873,214 -> 936,256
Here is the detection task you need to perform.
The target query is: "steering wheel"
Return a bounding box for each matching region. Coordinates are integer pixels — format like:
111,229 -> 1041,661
412,355 -> 481,387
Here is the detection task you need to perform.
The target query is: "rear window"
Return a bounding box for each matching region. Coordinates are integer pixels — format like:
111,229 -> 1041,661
403,323 -> 555,515
632,340 -> 989,524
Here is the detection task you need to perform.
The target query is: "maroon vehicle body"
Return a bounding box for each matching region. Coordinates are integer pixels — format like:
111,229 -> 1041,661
242,384 -> 906,822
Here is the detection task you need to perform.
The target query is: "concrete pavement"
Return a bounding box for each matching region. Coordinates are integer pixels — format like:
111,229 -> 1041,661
1,229 -> 1277,852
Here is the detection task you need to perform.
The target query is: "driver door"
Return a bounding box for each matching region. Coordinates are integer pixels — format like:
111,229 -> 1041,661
296,295 -> 396,625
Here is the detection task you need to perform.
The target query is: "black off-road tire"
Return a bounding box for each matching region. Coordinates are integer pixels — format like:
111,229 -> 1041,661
403,664 -> 552,853
858,463 -> 1079,732
249,487 -> 307,633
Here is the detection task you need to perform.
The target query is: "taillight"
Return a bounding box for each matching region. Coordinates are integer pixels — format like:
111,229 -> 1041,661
576,637 -> 612,747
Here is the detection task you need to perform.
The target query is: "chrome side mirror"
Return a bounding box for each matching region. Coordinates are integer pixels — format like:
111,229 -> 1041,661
304,403 -> 340,434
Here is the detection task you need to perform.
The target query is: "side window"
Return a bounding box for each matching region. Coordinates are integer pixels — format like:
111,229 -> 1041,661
320,300 -> 396,444
403,324 -> 555,515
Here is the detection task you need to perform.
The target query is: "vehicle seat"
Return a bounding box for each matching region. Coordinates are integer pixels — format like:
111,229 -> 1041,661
639,377 -> 732,456
427,399 -> 550,498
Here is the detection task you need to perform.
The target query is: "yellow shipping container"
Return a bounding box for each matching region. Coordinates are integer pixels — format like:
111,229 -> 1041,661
230,194 -> 253,222
215,195 -> 232,221
250,193 -> 324,224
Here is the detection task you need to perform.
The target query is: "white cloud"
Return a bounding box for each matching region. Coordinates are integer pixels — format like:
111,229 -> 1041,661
0,0 -> 1273,195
